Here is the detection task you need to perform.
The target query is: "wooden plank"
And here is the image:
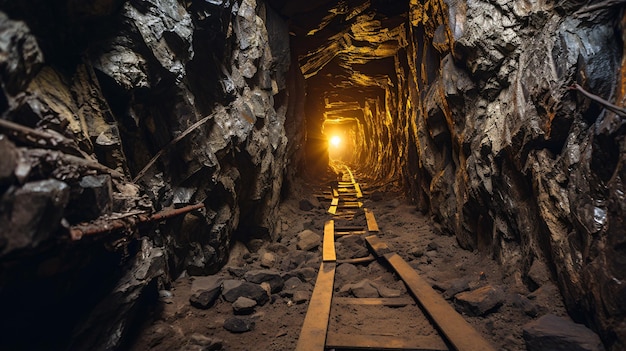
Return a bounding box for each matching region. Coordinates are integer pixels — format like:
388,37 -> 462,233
354,182 -> 363,198
335,226 -> 366,232
364,208 -> 379,232
331,197 -> 339,206
328,206 -> 337,215
336,255 -> 376,264
335,230 -> 367,237
338,181 -> 354,185
332,188 -> 339,198
384,253 -> 496,351
365,235 -> 392,256
295,262 -> 336,351
337,183 -> 355,188
326,332 -> 448,351
323,220 -> 336,262
338,202 -> 363,209
334,297 -> 414,307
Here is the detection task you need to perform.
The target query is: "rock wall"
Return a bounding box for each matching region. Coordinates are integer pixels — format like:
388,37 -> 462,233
394,0 -> 625,348
0,0 -> 302,349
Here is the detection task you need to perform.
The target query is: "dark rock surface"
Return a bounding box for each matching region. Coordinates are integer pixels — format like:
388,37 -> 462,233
222,280 -> 269,306
190,287 -> 222,310
223,317 -> 255,333
523,314 -> 605,351
455,285 -> 505,316
0,0 -> 301,349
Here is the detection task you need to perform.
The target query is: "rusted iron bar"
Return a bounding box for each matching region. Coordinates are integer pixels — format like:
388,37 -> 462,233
70,203 -> 205,240
571,83 -> 626,117
0,118 -> 89,158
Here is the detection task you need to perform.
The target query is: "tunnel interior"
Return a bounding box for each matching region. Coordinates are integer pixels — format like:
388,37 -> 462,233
0,0 -> 625,350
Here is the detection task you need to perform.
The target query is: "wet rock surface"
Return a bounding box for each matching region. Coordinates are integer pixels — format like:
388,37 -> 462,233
523,314 -> 605,351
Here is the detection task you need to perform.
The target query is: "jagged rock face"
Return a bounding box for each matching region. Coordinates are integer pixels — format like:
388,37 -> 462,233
294,0 -> 624,349
0,0 -> 302,349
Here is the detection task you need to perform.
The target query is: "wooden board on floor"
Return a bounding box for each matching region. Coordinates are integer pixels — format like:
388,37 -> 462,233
336,254 -> 376,265
364,208 -> 379,232
338,202 -> 363,209
326,332 -> 448,351
384,252 -> 496,351
334,297 -> 414,307
331,197 -> 339,206
328,206 -> 337,215
335,230 -> 367,237
354,182 -> 363,198
365,235 -> 392,256
295,262 -> 336,351
323,220 -> 336,262
335,226 -> 366,232
332,189 -> 339,198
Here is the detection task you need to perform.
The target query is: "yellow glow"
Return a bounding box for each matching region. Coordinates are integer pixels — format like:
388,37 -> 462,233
329,135 -> 341,147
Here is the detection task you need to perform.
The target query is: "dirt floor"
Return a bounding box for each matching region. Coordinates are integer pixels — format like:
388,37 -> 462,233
129,176 -> 568,351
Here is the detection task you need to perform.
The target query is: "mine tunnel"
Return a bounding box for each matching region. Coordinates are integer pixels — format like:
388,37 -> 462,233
0,0 -> 625,350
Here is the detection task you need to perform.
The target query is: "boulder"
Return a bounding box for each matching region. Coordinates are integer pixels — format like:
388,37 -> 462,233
232,297 -> 256,315
341,279 -> 380,298
243,270 -> 284,293
455,285 -> 504,316
189,286 -> 221,309
523,314 -> 605,351
223,317 -> 255,333
222,280 -> 269,306
296,230 -> 321,251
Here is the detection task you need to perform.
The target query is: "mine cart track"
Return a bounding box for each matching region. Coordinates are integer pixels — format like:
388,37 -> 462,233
296,167 -> 496,351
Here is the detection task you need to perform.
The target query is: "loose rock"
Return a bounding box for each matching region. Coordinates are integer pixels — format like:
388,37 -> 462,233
222,280 -> 269,306
223,317 -> 255,333
455,285 -> 504,316
243,269 -> 284,293
296,230 -> 321,251
190,287 -> 221,309
523,314 -> 605,351
232,297 -> 257,315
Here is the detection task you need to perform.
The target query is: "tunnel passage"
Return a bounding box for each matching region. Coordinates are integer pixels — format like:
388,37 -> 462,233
0,0 -> 625,350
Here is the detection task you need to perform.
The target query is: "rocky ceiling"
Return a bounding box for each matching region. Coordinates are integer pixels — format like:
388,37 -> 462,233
269,0 -> 408,119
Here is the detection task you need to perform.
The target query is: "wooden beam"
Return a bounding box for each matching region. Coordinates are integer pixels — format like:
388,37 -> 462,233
335,226 -> 366,232
295,262 -> 336,351
336,255 -> 376,264
326,333 -> 448,351
365,208 -> 379,233
384,253 -> 496,351
331,197 -> 339,206
334,297 -> 414,307
332,188 -> 339,198
354,182 -> 363,198
365,235 -> 392,256
335,230 -> 367,237
328,206 -> 337,215
323,220 -> 336,262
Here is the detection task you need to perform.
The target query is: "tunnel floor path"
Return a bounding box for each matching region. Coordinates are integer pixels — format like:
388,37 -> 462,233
129,169 -> 568,351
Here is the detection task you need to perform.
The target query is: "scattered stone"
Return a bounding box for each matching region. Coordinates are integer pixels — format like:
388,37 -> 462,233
292,267 -> 317,282
190,286 -> 221,309
455,285 -> 504,316
191,276 -> 224,293
343,279 -> 380,298
408,246 -> 424,258
260,252 -> 276,268
158,290 -> 173,299
377,285 -> 402,298
189,333 -> 223,350
67,175 -> 112,221
266,243 -> 290,254
336,263 -> 360,284
232,297 -> 257,315
283,276 -> 303,291
296,230 -> 321,251
223,317 -> 255,333
243,269 -> 284,293
227,266 -> 247,278
510,293 -> 538,317
371,191 -> 384,202
299,199 -> 315,211
440,278 -> 471,300
292,290 -> 309,304
222,280 -> 269,305
528,259 -> 551,288
246,239 -> 265,253
426,241 -> 439,251
523,314 -> 605,351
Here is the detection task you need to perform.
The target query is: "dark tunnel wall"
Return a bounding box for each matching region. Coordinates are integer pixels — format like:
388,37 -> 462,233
0,0 -> 305,349
292,0 -> 626,348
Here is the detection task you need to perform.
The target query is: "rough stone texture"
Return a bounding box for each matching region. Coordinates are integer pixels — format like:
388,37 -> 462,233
292,0 -> 626,347
523,314 -> 606,351
243,269 -> 284,293
190,287 -> 222,310
223,317 -> 255,333
455,285 -> 504,316
232,296 -> 257,315
222,280 -> 269,306
296,229 -> 321,251
0,0 -> 302,348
